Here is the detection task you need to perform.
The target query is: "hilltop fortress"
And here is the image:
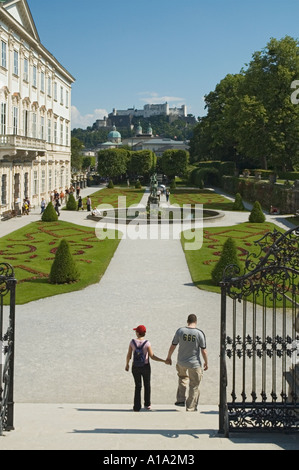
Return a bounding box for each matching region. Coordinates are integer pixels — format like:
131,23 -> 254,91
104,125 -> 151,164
95,102 -> 190,129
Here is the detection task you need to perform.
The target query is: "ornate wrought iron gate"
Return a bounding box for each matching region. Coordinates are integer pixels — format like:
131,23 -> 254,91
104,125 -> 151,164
219,227 -> 299,436
0,263 -> 16,436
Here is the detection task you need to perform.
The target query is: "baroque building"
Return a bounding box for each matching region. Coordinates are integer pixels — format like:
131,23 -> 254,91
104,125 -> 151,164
0,0 -> 75,214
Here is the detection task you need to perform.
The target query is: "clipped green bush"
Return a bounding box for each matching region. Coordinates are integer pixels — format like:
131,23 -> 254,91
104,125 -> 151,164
49,239 -> 80,284
249,201 -> 266,223
211,237 -> 241,285
135,180 -> 142,189
232,193 -> 245,211
42,202 -> 58,222
66,193 -> 77,211
108,180 -> 114,188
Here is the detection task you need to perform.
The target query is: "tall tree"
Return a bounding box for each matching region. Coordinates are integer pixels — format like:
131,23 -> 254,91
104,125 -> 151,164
71,137 -> 84,171
160,149 -> 189,179
97,149 -> 128,183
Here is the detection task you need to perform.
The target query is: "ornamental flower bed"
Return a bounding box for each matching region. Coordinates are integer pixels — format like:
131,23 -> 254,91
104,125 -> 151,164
181,222 -> 283,298
0,220 -> 121,305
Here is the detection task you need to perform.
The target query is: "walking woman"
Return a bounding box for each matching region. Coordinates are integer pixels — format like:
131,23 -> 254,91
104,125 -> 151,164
125,325 -> 167,411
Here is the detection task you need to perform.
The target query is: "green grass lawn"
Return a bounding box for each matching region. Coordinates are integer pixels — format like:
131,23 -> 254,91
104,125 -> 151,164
285,216 -> 299,227
169,188 -> 246,211
0,221 -> 121,304
181,222 -> 283,295
81,187 -> 145,209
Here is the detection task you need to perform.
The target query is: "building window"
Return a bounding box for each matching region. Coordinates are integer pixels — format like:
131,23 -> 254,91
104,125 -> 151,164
54,121 -> 57,144
24,173 -> 29,199
60,122 -> 63,145
66,124 -> 69,146
41,71 -> 45,93
41,169 -> 46,193
14,50 -> 19,75
23,110 -> 29,137
48,168 -> 52,190
33,65 -> 37,87
54,82 -> 57,101
24,58 -> 29,81
1,103 -> 6,134
47,77 -> 51,96
60,86 -> 64,105
40,116 -> 45,140
1,174 -> 7,205
33,170 -> 38,195
60,168 -> 64,188
13,107 -> 18,135
65,90 -> 69,108
32,113 -> 37,138
1,41 -> 7,68
47,119 -> 51,143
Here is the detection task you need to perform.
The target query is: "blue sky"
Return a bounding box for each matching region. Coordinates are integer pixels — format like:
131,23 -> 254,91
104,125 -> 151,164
27,0 -> 299,129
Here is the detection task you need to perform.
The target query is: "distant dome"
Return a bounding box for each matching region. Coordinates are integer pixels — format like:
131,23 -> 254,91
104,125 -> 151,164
136,122 -> 143,136
108,126 -> 121,143
147,123 -> 153,135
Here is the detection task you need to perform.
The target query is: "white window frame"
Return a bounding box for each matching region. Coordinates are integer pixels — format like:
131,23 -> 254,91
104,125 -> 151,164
41,71 -> 45,93
33,65 -> 37,87
40,116 -> 45,140
47,119 -> 51,143
24,58 -> 29,81
33,170 -> 38,195
32,113 -> 37,138
13,50 -> 19,76
1,103 -> 6,135
1,41 -> 7,68
13,107 -> 18,135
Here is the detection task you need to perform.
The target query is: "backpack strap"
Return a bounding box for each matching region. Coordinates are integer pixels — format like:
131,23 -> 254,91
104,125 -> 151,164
132,339 -> 148,349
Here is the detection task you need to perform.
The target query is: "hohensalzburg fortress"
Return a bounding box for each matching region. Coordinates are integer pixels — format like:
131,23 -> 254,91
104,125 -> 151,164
110,102 -> 187,119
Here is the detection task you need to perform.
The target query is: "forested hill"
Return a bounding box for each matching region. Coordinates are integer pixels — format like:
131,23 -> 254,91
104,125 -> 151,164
71,115 -> 197,148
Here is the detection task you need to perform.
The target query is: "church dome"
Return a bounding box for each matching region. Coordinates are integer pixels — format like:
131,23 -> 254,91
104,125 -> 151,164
108,126 -> 121,143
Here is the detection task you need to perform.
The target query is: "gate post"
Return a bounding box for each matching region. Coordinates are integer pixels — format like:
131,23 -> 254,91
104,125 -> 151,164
5,277 -> 16,431
219,281 -> 229,437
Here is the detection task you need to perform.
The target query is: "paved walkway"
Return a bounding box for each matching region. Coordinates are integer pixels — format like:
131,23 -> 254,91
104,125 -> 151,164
0,187 -> 298,450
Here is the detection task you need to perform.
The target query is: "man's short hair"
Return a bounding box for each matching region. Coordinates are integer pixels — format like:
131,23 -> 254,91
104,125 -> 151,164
187,314 -> 197,324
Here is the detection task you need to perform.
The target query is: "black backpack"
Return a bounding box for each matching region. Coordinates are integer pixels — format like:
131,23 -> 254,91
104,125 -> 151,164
132,340 -> 148,367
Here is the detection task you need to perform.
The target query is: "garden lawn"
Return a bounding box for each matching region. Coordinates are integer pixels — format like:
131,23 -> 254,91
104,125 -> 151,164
170,188 -> 246,211
0,221 -> 121,304
181,222 -> 284,295
81,187 -> 144,210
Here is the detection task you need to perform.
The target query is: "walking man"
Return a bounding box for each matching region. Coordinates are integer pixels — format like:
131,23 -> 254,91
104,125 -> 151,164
166,314 -> 208,411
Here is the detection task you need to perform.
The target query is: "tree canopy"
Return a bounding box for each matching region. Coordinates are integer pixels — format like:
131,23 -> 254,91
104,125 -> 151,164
190,36 -> 299,171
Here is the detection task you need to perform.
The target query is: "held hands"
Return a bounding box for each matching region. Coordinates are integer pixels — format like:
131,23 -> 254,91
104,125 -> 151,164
165,358 -> 172,366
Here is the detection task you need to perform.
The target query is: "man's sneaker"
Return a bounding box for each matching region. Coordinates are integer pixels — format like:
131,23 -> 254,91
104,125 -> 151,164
175,401 -> 185,407
145,406 -> 152,411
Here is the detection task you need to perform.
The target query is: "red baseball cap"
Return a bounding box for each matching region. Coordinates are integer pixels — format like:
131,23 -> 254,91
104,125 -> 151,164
133,325 -> 146,334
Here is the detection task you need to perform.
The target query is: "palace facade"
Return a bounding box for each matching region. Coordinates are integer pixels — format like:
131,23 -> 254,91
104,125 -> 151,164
0,0 -> 75,214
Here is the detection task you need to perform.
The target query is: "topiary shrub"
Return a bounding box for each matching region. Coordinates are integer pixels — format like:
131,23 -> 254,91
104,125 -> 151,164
42,202 -> 58,222
249,201 -> 265,223
108,180 -> 114,188
49,239 -> 80,284
232,193 -> 245,211
211,237 -> 241,285
135,180 -> 142,189
66,193 -> 77,211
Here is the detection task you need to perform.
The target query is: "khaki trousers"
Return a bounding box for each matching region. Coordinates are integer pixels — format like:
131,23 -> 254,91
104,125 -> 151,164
176,364 -> 203,411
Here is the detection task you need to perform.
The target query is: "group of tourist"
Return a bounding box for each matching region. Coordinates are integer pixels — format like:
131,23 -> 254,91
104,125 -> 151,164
40,189 -> 92,216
